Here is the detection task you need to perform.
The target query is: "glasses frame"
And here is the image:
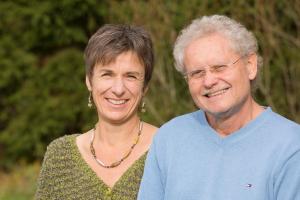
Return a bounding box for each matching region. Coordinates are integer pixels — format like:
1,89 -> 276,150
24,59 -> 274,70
183,54 -> 248,81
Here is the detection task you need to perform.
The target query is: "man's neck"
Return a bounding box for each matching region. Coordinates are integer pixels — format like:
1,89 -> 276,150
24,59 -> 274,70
206,99 -> 263,137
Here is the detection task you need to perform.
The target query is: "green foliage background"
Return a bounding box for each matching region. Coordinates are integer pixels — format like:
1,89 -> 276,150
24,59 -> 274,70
0,0 -> 299,169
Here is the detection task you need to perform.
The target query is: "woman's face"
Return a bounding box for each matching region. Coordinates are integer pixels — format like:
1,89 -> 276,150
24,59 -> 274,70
86,51 -> 146,124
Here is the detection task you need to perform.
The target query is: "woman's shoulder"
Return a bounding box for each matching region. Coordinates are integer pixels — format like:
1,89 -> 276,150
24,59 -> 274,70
47,134 -> 79,150
143,122 -> 158,134
44,134 -> 80,160
141,122 -> 158,139
136,122 -> 158,154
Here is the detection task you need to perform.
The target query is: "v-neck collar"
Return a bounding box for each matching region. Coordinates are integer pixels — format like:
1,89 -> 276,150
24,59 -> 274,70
69,135 -> 147,194
194,107 -> 272,147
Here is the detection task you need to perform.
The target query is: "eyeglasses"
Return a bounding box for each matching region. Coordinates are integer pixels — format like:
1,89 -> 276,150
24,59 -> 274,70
183,55 -> 247,81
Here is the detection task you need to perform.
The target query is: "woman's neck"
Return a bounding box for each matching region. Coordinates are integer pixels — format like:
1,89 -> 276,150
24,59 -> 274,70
94,116 -> 140,146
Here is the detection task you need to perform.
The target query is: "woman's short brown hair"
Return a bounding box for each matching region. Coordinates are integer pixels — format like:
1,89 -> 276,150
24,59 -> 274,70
84,24 -> 154,87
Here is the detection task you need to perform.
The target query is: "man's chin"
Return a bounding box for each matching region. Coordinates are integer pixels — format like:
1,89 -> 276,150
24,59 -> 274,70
203,107 -> 233,119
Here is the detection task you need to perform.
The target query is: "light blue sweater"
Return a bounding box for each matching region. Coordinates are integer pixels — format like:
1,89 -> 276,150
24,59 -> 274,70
138,108 -> 300,200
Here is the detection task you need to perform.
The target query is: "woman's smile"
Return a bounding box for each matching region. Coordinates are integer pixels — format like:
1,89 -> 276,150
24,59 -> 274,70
106,98 -> 128,106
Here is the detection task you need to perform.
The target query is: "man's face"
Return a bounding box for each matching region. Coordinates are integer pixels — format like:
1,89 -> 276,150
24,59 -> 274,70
183,33 -> 257,119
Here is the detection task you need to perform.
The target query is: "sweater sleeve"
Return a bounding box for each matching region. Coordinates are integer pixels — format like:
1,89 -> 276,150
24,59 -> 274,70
138,138 -> 165,200
35,138 -> 64,200
274,149 -> 300,200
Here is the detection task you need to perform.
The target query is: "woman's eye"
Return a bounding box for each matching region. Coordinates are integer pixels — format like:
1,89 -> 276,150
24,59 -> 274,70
126,72 -> 143,81
127,75 -> 138,80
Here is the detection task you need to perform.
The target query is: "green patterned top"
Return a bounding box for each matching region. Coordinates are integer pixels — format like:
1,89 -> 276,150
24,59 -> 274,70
35,134 -> 147,200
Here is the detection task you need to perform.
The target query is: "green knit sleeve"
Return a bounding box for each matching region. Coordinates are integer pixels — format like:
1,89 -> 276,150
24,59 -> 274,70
35,136 -> 69,200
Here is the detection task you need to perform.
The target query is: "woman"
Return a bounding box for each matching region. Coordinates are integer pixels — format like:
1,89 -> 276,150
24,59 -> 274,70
35,24 -> 157,199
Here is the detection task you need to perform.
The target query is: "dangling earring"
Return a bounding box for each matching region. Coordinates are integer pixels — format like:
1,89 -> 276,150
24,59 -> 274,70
141,101 -> 146,113
88,91 -> 93,108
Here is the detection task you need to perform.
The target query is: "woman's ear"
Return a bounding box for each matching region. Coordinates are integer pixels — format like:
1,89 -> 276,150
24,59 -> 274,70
86,76 -> 92,91
142,85 -> 149,96
246,53 -> 258,81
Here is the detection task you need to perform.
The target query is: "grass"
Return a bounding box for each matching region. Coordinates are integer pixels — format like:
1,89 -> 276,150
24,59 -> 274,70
0,162 -> 40,200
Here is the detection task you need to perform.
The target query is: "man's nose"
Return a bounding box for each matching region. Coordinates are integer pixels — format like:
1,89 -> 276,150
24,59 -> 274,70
202,71 -> 218,88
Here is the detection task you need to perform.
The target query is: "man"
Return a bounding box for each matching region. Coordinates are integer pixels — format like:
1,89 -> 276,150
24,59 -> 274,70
138,15 -> 300,200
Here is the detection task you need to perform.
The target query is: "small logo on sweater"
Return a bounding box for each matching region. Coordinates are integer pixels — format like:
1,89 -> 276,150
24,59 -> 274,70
246,183 -> 253,188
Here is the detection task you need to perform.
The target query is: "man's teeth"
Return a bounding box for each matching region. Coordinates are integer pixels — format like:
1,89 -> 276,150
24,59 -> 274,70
108,99 -> 126,105
207,89 -> 227,97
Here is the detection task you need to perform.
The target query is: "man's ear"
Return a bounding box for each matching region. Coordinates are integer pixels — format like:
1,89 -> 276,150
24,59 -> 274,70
246,53 -> 258,80
86,76 -> 92,91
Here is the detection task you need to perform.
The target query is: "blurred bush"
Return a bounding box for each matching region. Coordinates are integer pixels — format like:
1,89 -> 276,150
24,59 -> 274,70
0,0 -> 106,169
0,162 -> 39,200
0,0 -> 299,169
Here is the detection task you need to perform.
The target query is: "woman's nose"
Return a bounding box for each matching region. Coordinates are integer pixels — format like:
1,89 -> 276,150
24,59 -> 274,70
111,77 -> 126,95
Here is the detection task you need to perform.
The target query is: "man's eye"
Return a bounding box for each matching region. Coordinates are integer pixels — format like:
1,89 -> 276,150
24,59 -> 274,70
213,65 -> 227,72
191,70 -> 205,78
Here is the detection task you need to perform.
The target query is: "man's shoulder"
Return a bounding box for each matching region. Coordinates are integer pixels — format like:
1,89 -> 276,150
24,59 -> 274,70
161,110 -> 201,128
265,110 -> 300,143
154,110 -> 203,139
267,110 -> 300,133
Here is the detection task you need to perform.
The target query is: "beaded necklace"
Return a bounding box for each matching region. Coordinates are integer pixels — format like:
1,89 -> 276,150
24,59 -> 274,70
90,121 -> 143,168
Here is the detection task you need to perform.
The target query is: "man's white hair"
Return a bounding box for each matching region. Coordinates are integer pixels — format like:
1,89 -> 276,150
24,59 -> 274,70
173,15 -> 263,87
